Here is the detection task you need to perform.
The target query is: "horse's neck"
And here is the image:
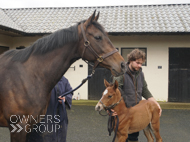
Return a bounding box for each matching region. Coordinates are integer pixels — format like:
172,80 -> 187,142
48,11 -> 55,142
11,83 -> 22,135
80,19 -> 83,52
114,98 -> 129,116
25,42 -> 80,92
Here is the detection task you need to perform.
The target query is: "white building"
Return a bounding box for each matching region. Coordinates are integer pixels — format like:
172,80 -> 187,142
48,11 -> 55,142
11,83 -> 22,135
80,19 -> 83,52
1,4 -> 190,102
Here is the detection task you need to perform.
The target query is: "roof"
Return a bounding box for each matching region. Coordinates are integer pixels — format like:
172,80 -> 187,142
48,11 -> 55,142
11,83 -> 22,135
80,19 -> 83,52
0,8 -> 23,31
1,4 -> 190,34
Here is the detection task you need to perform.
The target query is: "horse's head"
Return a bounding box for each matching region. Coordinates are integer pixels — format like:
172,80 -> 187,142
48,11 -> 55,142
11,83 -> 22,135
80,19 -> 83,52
95,79 -> 122,111
78,10 -> 126,76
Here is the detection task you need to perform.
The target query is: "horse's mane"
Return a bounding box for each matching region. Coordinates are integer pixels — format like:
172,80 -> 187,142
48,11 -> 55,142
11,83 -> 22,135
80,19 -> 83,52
91,21 -> 106,35
2,24 -> 79,62
2,20 -> 106,63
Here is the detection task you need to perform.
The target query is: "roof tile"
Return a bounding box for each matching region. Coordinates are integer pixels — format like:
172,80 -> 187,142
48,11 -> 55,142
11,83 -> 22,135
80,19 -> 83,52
1,4 -> 190,33
0,8 -> 23,31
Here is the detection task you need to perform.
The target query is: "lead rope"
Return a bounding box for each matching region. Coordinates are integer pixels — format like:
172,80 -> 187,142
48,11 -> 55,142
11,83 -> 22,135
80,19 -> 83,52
107,109 -> 119,142
59,71 -> 95,98
99,109 -> 119,142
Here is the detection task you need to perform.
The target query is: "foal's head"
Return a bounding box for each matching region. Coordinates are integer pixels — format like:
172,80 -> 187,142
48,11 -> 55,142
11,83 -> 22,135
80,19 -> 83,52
78,11 -> 125,76
95,79 -> 121,111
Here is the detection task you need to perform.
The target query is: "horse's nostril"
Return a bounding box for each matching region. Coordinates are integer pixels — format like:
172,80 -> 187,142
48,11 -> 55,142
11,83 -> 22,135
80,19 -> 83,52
95,105 -> 101,111
121,62 -> 126,69
97,106 -> 100,110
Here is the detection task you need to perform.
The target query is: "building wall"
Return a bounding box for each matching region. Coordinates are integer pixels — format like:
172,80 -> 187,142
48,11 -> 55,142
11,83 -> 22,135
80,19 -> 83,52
1,33 -> 190,101
110,34 -> 190,101
12,36 -> 42,49
64,59 -> 88,100
0,34 -> 13,48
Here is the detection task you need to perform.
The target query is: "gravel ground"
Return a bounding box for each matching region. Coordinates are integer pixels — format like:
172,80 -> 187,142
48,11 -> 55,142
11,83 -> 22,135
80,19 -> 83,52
0,105 -> 190,142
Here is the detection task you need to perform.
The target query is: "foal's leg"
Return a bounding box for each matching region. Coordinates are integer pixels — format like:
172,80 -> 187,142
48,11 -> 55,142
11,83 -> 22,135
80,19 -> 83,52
115,135 -> 119,142
150,109 -> 162,142
118,136 -> 128,142
150,121 -> 162,142
116,132 -> 129,142
143,124 -> 154,142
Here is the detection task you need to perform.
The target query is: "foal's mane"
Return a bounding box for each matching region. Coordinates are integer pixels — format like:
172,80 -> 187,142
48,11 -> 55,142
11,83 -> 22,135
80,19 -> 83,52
2,20 -> 106,63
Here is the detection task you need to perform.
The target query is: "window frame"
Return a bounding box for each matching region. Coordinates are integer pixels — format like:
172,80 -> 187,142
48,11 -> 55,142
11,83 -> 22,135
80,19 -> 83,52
121,47 -> 147,66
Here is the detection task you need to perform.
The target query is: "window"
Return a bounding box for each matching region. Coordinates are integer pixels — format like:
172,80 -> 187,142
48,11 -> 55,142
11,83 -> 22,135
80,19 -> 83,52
0,46 -> 9,55
16,46 -> 25,49
121,48 -> 147,66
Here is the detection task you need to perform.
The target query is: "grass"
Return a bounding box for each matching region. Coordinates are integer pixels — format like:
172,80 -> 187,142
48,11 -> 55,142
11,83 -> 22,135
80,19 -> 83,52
72,100 -> 99,106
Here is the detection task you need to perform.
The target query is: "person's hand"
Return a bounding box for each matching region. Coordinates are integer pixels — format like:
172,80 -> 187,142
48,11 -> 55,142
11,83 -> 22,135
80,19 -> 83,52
58,96 -> 66,104
107,109 -> 117,116
148,97 -> 162,117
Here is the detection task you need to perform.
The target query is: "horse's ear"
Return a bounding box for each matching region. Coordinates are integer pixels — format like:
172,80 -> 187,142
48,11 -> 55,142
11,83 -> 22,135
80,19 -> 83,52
84,10 -> 96,27
113,80 -> 118,91
104,79 -> 110,88
94,12 -> 100,21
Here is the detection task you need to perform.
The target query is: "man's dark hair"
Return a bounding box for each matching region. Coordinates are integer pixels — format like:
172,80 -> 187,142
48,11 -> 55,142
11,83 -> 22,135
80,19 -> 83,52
127,49 -> 146,62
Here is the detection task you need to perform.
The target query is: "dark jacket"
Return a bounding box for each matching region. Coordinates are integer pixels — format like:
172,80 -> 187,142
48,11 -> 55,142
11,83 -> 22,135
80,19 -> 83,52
113,63 -> 152,107
28,76 -> 73,142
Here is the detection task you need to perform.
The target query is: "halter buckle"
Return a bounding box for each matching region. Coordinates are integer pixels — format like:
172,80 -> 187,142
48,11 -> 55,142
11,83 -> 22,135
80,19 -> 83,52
84,41 -> 90,47
97,56 -> 103,62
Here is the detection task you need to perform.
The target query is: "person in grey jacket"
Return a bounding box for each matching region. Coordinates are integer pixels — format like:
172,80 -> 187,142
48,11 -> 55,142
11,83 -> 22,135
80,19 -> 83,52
112,49 -> 162,142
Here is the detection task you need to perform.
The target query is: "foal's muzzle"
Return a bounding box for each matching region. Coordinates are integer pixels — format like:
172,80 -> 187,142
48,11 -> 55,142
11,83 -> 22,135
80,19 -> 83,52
95,103 -> 104,111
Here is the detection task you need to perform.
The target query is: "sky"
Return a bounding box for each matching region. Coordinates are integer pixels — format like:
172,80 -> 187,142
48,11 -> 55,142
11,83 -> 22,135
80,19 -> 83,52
0,0 -> 190,8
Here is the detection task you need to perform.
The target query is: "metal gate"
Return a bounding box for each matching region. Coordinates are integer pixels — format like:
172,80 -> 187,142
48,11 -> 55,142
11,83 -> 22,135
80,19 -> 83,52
88,65 -> 112,100
169,48 -> 190,102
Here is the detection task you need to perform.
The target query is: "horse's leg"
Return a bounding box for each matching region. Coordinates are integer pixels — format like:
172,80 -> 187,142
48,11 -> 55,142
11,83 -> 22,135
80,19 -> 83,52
9,123 -> 28,142
116,132 -> 129,142
150,121 -> 162,142
150,111 -> 162,142
118,136 -> 128,142
148,104 -> 162,142
150,116 -> 162,142
143,124 -> 154,142
115,135 -> 119,142
0,108 -> 9,127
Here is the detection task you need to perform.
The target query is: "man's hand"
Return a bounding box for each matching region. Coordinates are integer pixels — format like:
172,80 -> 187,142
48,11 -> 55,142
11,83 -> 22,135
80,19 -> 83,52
58,96 -> 66,104
107,109 -> 118,116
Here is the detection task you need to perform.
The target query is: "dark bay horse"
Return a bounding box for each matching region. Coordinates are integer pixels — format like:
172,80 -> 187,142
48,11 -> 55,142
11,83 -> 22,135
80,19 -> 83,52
95,79 -> 162,142
0,11 -> 125,142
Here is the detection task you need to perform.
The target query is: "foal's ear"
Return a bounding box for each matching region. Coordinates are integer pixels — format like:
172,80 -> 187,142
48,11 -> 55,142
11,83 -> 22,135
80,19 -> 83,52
104,79 -> 110,87
113,80 -> 118,91
84,10 -> 96,27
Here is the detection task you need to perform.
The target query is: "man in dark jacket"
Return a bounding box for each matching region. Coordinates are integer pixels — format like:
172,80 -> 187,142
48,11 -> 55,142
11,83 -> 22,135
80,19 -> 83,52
28,76 -> 73,142
113,49 -> 162,142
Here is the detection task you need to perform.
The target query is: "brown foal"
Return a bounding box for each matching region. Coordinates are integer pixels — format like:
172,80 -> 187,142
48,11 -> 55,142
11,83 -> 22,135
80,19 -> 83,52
95,79 -> 162,142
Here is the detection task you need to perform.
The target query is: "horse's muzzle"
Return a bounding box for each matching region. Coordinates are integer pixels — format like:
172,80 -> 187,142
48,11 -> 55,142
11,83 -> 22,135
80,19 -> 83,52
112,61 -> 126,77
95,103 -> 103,111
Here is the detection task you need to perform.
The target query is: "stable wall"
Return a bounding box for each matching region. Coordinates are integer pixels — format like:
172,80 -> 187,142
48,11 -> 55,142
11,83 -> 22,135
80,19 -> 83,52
1,34 -> 190,101
0,34 -> 13,48
110,34 -> 190,101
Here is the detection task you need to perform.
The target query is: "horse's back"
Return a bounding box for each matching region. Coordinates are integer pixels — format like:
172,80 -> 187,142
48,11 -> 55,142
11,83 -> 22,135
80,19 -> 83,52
127,100 -> 159,132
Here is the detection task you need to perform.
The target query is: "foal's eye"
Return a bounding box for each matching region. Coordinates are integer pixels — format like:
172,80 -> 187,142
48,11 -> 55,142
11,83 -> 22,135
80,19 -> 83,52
108,95 -> 112,98
94,36 -> 102,40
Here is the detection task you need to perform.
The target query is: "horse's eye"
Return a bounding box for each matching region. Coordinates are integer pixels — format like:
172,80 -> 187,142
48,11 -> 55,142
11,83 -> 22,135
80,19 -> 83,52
108,95 -> 112,98
95,36 -> 102,40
